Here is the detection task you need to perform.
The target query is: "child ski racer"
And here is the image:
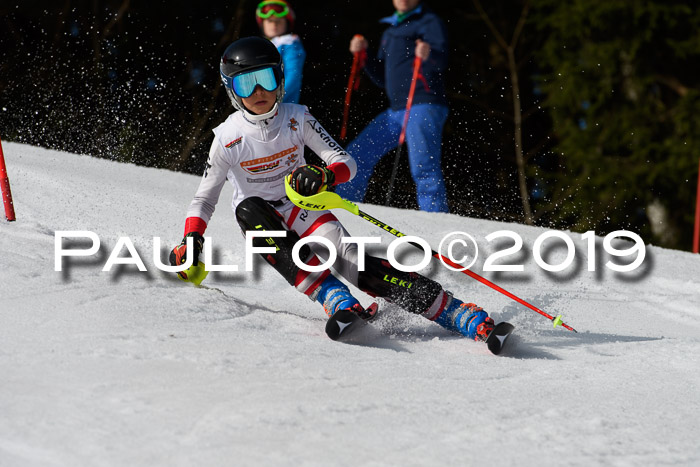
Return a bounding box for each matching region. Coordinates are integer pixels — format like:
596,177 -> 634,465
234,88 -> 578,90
170,36 -> 495,343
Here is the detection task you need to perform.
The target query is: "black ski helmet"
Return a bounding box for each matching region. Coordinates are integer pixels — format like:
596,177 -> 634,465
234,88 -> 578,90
220,36 -> 285,119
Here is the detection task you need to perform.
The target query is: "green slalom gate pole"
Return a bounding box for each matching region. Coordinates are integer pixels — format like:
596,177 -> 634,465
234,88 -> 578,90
285,178 -> 577,333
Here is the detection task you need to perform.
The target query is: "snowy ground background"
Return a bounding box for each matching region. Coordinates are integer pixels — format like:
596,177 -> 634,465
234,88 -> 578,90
1,141 -> 699,466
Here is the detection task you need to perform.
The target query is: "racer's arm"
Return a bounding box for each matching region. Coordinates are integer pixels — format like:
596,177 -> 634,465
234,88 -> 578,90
288,111 -> 357,196
183,138 -> 230,235
169,139 -> 230,272
302,110 -> 356,185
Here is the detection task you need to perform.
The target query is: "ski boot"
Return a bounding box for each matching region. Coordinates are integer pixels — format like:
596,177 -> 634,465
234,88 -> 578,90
314,275 -> 377,340
434,296 -> 495,341
314,274 -> 376,321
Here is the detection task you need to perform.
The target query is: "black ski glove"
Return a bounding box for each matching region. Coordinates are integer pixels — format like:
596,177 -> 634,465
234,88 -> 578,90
169,232 -> 205,272
289,165 -> 335,196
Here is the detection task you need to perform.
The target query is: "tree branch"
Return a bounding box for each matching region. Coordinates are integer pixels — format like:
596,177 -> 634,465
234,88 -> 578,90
102,0 -> 130,39
471,0 -> 508,50
510,1 -> 530,50
655,74 -> 689,97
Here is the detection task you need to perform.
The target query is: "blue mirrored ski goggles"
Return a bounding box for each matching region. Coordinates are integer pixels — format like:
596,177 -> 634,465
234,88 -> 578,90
225,67 -> 279,98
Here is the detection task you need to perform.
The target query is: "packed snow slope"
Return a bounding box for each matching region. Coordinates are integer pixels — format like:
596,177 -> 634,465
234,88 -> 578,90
1,141 -> 699,467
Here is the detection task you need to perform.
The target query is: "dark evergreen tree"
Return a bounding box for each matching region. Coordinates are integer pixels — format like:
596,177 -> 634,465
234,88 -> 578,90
532,0 -> 700,249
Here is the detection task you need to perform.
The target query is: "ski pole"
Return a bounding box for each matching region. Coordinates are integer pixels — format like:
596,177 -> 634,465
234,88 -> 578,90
284,180 -> 577,332
340,37 -> 366,141
386,56 -> 429,206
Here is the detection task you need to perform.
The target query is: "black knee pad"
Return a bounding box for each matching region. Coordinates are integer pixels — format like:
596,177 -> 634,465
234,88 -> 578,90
358,255 -> 442,314
235,197 -> 312,286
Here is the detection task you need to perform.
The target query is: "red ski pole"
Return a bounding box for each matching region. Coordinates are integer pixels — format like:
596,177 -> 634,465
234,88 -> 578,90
284,181 -> 578,332
359,208 -> 577,332
340,36 -> 366,141
436,252 -> 577,332
399,56 -> 423,146
0,137 -> 16,222
386,56 -> 430,206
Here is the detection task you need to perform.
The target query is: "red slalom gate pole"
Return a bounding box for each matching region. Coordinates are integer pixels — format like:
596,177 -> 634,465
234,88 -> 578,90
0,137 -> 16,222
693,156 -> 700,253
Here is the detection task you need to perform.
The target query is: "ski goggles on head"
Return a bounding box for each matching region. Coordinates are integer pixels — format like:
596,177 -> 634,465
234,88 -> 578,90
225,67 -> 279,98
256,1 -> 290,19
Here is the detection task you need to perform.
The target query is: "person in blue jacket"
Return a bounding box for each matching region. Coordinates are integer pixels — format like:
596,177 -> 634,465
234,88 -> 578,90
256,0 -> 306,103
335,0 -> 450,213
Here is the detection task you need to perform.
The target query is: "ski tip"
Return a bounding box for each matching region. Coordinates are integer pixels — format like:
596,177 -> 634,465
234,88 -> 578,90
485,322 -> 515,355
325,309 -> 362,341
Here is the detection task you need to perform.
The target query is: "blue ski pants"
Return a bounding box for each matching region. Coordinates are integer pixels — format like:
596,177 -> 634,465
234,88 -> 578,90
336,103 -> 449,213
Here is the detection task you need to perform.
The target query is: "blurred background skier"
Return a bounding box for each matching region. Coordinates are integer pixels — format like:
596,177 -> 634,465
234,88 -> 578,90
335,0 -> 450,213
256,0 -> 306,104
